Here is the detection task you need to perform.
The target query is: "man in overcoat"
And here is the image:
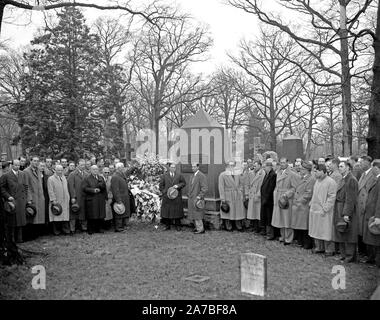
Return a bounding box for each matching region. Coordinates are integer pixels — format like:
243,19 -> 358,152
309,164 -> 337,255
67,159 -> 87,232
291,161 -> 316,249
260,160 -> 277,240
187,163 -> 208,234
218,161 -> 246,231
245,160 -> 265,233
333,161 -> 359,262
82,165 -> 107,234
271,157 -> 300,245
159,162 -> 186,231
110,162 -> 131,232
357,155 -> 377,257
363,160 -> 380,267
0,159 -> 28,243
47,165 -> 70,235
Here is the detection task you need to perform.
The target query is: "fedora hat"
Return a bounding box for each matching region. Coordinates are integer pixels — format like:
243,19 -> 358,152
51,203 -> 63,216
4,200 -> 15,213
195,198 -> 205,210
113,202 -> 126,215
167,187 -> 178,200
278,195 -> 289,209
71,202 -> 80,213
220,201 -> 230,213
368,216 -> 380,235
336,220 -> 350,233
25,203 -> 37,218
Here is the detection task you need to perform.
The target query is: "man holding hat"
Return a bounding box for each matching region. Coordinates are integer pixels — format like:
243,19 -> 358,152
290,161 -> 316,249
110,162 -> 131,232
362,160 -> 380,267
159,162 -> 186,231
47,165 -> 70,235
187,163 -> 208,234
0,159 -> 28,243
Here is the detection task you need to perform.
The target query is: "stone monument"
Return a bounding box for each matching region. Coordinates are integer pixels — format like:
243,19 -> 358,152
281,135 -> 304,163
179,109 -> 229,229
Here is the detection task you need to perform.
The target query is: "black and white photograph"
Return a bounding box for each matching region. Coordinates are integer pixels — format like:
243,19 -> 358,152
0,0 -> 379,306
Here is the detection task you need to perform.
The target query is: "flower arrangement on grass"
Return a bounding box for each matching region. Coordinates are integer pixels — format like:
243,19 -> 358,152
127,155 -> 167,222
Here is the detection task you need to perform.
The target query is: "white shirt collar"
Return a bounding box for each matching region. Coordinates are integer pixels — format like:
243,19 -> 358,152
194,170 -> 199,176
12,169 -> 18,175
365,168 -> 371,175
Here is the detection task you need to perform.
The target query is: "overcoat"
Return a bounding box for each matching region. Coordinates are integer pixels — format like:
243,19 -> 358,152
67,169 -> 86,220
363,176 -> 380,247
82,174 -> 107,220
308,176 -> 337,241
260,169 -> 277,226
187,170 -> 208,220
290,173 -> 316,230
218,171 -> 245,220
245,169 -> 265,220
357,168 -> 377,236
110,171 -> 131,219
0,170 -> 28,227
329,170 -> 342,186
332,172 -> 359,243
23,166 -> 45,224
159,172 -> 186,219
352,164 -> 364,182
47,174 -> 70,222
104,175 -> 113,221
271,167 -> 300,228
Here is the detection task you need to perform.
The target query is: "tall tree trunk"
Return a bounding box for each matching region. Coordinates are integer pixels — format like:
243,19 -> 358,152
367,2 -> 380,159
339,0 -> 353,156
0,3 -> 4,37
329,106 -> 335,156
269,82 -> 276,151
305,101 -> 315,159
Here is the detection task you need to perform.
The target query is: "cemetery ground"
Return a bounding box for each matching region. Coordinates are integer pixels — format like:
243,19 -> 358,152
0,221 -> 379,300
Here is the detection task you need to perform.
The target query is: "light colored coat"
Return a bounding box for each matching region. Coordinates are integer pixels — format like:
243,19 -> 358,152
271,167 -> 300,228
47,174 -> 70,222
24,166 -> 45,224
104,175 -> 113,221
218,171 -> 245,220
290,173 -> 316,230
245,169 -> 265,220
187,170 -> 208,220
308,176 -> 337,241
357,167 -> 377,236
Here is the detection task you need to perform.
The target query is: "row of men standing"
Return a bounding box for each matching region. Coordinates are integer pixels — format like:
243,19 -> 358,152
0,157 -> 134,258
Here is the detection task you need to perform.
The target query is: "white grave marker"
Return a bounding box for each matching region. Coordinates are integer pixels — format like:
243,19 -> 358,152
240,253 -> 267,297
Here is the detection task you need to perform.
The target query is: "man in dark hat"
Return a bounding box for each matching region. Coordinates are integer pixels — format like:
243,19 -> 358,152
159,162 -> 186,231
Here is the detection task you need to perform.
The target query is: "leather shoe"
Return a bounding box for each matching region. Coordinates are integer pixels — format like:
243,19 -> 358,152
163,225 -> 171,230
194,229 -> 205,234
266,236 -> 275,240
284,242 -> 291,246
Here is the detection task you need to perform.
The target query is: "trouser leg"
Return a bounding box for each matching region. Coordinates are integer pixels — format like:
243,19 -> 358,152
374,246 -> 380,268
235,220 -> 243,230
252,220 -> 260,233
69,220 -> 76,232
266,225 -> 274,239
284,228 -> 294,243
15,227 -> 23,243
224,219 -> 232,231
314,239 -> 325,252
325,241 -> 335,254
345,242 -> 357,261
62,221 -> 70,234
280,228 -> 285,242
358,235 -> 367,255
194,219 -> 204,232
80,219 -> 87,231
52,222 -> 60,235
366,244 -> 376,262
114,217 -> 123,231
303,231 -> 313,249
122,217 -> 128,228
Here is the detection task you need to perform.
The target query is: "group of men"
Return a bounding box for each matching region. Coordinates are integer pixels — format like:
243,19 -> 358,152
0,156 -> 134,264
213,155 -> 380,266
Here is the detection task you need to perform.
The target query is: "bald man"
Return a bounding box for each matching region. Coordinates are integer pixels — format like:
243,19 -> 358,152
82,165 -> 107,234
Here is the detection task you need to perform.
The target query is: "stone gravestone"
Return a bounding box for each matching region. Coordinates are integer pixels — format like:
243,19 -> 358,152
179,109 -> 228,229
240,253 -> 267,297
280,135 -> 304,163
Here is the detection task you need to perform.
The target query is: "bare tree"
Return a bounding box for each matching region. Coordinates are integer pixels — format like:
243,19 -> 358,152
230,27 -> 305,151
131,12 -> 212,153
229,0 -> 376,155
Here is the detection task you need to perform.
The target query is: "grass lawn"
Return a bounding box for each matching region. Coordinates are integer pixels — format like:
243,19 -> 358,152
1,221 -> 379,300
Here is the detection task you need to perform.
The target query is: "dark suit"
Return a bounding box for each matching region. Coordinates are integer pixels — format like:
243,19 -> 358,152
67,169 -> 87,231
110,171 -> 131,231
260,168 -> 277,238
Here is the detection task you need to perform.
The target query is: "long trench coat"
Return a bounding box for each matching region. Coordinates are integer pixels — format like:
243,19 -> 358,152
104,175 -> 113,221
0,170 -> 28,227
271,167 -> 300,229
332,173 -> 359,243
47,174 -> 70,222
245,169 -> 265,220
260,169 -> 277,226
363,176 -> 380,247
67,169 -> 87,221
82,174 -> 107,220
290,174 -> 316,230
187,170 -> 208,221
308,176 -> 337,241
159,172 -> 186,219
23,166 -> 45,224
357,168 -> 377,236
110,171 -> 131,219
218,171 -> 245,221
